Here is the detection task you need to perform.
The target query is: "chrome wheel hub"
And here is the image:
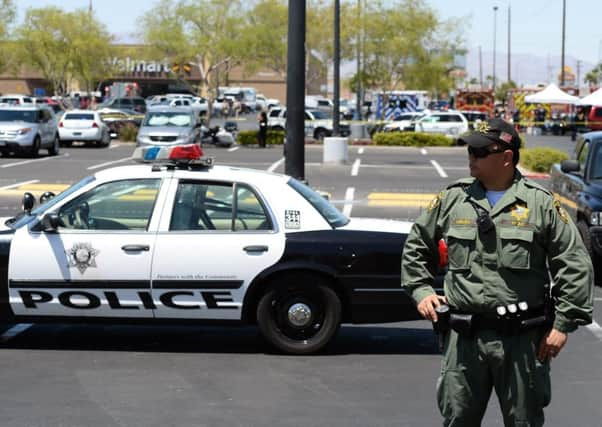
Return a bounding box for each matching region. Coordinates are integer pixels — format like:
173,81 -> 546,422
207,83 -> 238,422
287,303 -> 312,327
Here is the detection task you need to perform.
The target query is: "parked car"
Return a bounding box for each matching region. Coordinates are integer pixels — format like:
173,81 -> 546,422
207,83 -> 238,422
414,110 -> 469,139
268,108 -> 351,141
98,109 -> 140,139
0,104 -> 59,157
98,97 -> 147,114
585,105 -> 602,131
135,106 -> 201,147
0,144 -> 437,354
383,112 -> 426,132
0,94 -> 35,106
58,110 -> 111,147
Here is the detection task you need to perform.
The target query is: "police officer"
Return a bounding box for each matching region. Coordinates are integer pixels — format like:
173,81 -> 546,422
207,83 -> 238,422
401,118 -> 593,426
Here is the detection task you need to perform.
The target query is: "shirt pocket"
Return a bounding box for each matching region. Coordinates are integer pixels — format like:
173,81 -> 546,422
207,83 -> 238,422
446,226 -> 477,271
499,227 -> 533,270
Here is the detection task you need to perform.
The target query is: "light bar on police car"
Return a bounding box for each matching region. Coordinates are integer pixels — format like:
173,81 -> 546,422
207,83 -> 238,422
132,144 -> 213,166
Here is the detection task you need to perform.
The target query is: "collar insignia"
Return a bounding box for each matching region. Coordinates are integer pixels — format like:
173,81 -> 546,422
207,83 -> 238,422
66,242 -> 100,274
475,121 -> 491,134
510,204 -> 529,223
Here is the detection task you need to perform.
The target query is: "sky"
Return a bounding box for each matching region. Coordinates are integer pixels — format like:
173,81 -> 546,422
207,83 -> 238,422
12,0 -> 602,84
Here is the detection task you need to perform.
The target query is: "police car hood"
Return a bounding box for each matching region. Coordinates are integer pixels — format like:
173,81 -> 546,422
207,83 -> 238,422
339,217 -> 412,234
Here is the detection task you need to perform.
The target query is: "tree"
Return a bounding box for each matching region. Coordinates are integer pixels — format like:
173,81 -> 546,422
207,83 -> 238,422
140,0 -> 248,99
344,0 -> 465,95
584,64 -> 602,86
0,0 -> 16,73
495,80 -> 517,103
14,7 -> 114,95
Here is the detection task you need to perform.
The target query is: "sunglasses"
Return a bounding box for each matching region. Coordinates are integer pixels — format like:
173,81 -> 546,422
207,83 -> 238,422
467,145 -> 506,159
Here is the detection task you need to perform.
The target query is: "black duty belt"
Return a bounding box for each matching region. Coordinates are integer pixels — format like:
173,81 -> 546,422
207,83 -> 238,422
448,306 -> 551,336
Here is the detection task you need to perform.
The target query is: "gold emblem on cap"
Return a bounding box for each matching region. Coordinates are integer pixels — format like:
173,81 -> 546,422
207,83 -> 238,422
475,121 -> 491,134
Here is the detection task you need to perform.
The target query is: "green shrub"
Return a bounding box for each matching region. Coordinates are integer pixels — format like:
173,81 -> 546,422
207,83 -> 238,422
372,131 -> 455,147
519,147 -> 568,173
237,130 -> 286,145
118,123 -> 139,142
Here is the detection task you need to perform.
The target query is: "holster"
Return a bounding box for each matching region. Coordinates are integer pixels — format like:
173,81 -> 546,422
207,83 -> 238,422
449,313 -> 474,336
432,305 -> 451,352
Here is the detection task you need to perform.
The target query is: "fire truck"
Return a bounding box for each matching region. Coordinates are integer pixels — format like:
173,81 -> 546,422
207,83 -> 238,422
455,90 -> 494,116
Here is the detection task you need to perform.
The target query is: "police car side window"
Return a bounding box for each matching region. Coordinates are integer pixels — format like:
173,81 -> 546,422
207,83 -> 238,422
57,179 -> 161,231
170,181 -> 270,231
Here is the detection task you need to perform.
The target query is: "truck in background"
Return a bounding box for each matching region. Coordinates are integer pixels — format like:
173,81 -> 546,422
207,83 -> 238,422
550,131 -> 602,286
455,89 -> 494,116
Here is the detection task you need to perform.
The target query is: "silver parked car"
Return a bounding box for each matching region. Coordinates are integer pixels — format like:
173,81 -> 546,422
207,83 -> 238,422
0,104 -> 59,157
135,106 -> 201,147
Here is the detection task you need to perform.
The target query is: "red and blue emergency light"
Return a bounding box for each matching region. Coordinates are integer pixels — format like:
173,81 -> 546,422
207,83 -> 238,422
132,144 -> 212,166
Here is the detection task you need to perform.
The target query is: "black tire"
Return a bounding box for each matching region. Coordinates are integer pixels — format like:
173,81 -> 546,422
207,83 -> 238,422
577,220 -> 600,286
314,128 -> 328,141
28,136 -> 40,157
48,134 -> 60,156
257,277 -> 341,354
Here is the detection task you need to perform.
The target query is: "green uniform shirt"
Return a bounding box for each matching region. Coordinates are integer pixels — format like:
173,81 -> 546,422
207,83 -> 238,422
401,171 -> 593,333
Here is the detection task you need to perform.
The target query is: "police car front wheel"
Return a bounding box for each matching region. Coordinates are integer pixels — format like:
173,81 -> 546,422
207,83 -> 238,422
257,281 -> 342,354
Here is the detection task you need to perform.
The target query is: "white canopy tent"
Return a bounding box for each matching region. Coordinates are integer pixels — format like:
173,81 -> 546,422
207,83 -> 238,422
524,83 -> 578,105
578,88 -> 602,106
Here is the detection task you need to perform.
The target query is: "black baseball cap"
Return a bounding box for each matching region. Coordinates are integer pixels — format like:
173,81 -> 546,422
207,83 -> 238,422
458,118 -> 521,150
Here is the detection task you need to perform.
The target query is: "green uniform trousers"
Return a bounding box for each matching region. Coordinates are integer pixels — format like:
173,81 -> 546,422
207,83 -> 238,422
437,328 -> 551,427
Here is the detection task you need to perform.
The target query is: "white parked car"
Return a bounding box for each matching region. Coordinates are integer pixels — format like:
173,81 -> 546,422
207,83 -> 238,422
0,94 -> 35,106
414,111 -> 469,138
383,112 -> 427,132
58,110 -> 111,147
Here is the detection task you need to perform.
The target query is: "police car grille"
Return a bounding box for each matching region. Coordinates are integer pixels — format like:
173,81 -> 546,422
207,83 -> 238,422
150,135 -> 177,142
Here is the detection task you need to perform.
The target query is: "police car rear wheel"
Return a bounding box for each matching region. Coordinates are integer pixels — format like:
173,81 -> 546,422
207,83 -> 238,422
257,281 -> 341,354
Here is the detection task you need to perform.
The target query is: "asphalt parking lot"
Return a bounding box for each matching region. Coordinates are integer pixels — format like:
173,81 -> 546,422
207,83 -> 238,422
0,134 -> 601,427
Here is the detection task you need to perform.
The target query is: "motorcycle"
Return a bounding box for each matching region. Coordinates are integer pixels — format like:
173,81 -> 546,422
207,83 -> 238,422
200,125 -> 236,148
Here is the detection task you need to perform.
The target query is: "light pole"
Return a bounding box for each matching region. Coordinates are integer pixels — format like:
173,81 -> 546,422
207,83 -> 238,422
493,5 -> 498,90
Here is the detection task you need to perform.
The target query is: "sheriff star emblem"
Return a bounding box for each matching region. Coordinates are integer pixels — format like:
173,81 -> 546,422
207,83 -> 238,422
66,242 -> 100,274
553,197 -> 570,224
475,121 -> 491,134
510,204 -> 529,224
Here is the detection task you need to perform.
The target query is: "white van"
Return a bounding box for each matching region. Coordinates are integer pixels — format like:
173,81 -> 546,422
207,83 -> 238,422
305,95 -> 333,111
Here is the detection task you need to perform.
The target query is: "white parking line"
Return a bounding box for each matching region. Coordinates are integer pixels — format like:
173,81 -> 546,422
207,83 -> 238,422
267,157 -> 284,172
586,320 -> 602,342
228,146 -> 239,152
1,153 -> 68,168
351,158 -> 361,176
420,148 -> 428,155
430,160 -> 448,178
358,147 -> 365,155
0,179 -> 40,190
343,187 -> 355,217
87,157 -> 133,171
0,323 -> 33,343
109,143 -> 121,149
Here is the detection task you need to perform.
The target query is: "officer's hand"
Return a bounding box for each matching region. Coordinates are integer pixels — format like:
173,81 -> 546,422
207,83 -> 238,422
537,328 -> 568,362
417,294 -> 447,322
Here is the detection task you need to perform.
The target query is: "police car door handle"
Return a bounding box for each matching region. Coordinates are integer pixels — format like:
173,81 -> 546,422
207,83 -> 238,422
243,245 -> 268,253
121,244 -> 150,252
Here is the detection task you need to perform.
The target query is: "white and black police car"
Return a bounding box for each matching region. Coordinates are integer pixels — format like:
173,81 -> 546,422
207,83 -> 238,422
0,145 -> 429,354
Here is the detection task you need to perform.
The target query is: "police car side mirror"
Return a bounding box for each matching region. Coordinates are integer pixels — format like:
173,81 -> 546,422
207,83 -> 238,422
560,160 -> 580,173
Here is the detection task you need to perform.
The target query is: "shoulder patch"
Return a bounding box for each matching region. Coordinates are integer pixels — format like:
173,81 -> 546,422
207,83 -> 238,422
553,196 -> 570,224
427,191 -> 444,211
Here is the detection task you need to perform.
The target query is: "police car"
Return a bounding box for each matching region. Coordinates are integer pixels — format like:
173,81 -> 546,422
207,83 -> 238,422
0,145 -> 424,354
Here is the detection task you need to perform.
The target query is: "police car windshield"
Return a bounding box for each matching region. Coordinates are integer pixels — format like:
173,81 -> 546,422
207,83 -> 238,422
288,178 -> 349,228
6,176 -> 96,229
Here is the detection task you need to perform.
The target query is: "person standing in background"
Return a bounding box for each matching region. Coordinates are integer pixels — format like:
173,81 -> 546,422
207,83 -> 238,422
258,111 -> 268,148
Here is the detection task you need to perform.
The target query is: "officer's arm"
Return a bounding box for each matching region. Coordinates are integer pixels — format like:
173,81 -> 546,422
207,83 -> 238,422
401,193 -> 444,305
546,197 -> 594,333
